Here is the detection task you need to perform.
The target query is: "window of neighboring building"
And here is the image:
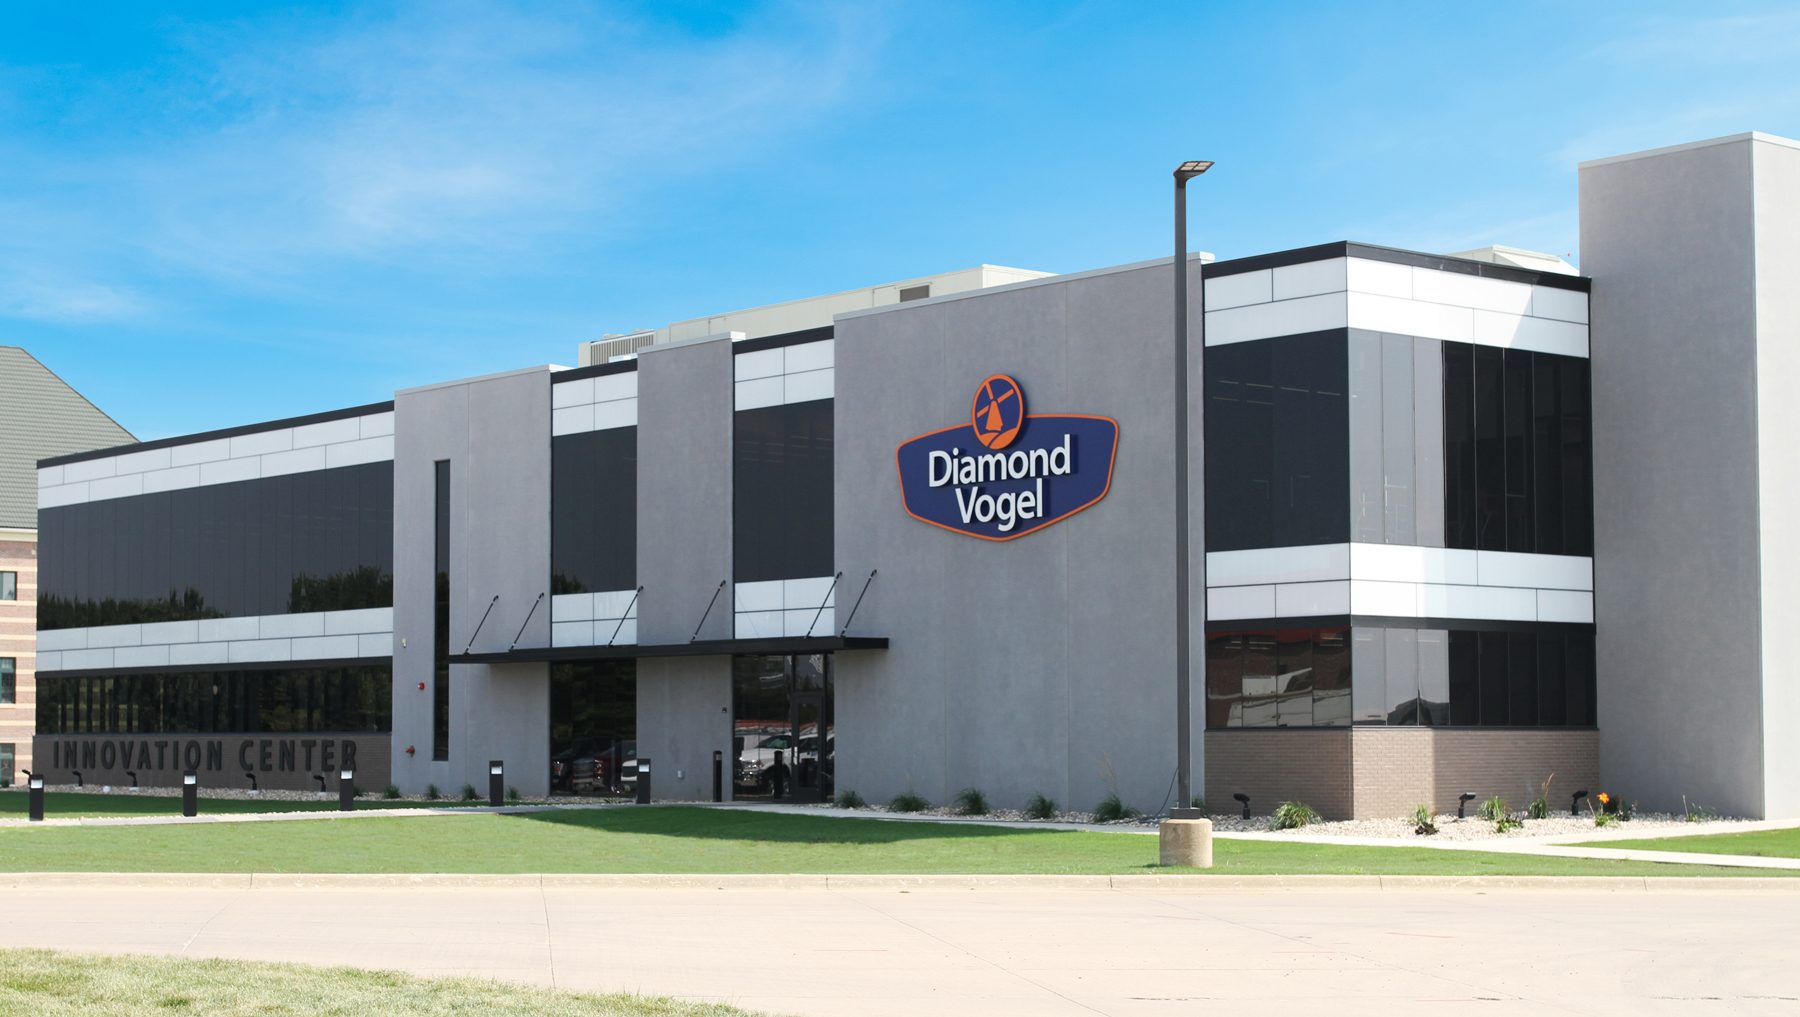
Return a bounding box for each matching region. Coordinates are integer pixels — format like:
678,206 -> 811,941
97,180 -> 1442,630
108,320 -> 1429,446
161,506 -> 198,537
0,657 -> 13,704
1,571 -> 16,600
0,743 -> 14,787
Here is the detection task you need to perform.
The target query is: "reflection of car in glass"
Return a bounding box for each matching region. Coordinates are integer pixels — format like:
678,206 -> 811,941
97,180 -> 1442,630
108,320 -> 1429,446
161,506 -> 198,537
734,732 -> 795,793
550,735 -> 634,793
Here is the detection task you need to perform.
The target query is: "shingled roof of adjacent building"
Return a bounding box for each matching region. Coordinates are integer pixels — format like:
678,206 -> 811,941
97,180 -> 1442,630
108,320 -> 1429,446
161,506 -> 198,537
0,346 -> 135,530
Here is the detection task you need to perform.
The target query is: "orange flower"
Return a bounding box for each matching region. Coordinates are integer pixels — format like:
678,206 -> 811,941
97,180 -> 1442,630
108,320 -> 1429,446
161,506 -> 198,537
1597,792 -> 1611,805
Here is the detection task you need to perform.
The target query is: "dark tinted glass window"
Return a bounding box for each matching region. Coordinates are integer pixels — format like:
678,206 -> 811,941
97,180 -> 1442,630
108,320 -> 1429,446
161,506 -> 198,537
1447,630 -> 1479,725
1416,629 -> 1449,725
552,427 -> 637,594
0,657 -> 13,705
1443,343 -> 1591,556
1537,630 -> 1567,726
1204,627 -> 1351,728
0,571 -> 14,600
1478,631 -> 1511,725
38,463 -> 394,628
34,667 -> 391,734
1383,627 -> 1418,724
550,660 -> 636,797
1507,632 -> 1537,725
1206,332 -> 1348,551
432,460 -> 450,762
734,399 -> 834,583
1565,630 -> 1596,726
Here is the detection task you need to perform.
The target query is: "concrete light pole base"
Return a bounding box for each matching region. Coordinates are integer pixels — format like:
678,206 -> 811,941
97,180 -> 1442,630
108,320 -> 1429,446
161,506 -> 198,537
1158,817 -> 1214,868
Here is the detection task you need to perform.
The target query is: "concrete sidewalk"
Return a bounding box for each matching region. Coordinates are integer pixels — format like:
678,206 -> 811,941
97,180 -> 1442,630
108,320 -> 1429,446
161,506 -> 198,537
3,881 -> 1796,1016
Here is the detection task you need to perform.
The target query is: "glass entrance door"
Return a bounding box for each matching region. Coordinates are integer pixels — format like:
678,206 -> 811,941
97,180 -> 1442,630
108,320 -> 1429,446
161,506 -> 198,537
732,654 -> 833,802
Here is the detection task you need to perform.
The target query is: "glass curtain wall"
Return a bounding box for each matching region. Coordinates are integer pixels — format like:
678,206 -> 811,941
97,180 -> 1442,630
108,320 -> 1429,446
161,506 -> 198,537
37,462 -> 394,628
733,399 -> 834,583
35,667 -> 393,734
731,654 -> 832,800
550,427 -> 637,595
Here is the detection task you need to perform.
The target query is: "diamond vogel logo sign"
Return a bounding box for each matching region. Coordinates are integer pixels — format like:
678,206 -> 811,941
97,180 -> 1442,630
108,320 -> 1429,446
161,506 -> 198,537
896,373 -> 1119,540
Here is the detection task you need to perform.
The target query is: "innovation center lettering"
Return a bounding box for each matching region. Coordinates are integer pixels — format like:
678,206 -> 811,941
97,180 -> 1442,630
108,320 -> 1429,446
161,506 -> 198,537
897,374 -> 1119,541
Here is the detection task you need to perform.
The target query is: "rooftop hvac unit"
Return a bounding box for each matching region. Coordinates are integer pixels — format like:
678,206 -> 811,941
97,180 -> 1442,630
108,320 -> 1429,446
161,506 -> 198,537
593,330 -> 657,363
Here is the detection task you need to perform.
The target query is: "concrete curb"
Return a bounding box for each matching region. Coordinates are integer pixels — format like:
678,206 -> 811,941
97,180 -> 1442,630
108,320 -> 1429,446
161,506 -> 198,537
2,872 -> 1797,892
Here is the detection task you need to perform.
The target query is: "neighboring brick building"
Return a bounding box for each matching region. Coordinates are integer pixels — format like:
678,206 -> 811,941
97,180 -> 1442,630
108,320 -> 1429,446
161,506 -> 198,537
0,347 -> 134,785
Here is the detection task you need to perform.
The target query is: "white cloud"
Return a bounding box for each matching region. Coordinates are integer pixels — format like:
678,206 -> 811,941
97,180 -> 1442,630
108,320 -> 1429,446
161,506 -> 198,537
0,1 -> 885,303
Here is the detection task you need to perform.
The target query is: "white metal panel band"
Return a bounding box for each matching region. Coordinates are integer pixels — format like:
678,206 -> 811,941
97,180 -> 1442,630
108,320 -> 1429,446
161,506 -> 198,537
33,608 -> 394,673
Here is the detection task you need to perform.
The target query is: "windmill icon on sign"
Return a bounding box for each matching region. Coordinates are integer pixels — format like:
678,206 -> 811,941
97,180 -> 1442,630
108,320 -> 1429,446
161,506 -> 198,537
971,374 -> 1025,450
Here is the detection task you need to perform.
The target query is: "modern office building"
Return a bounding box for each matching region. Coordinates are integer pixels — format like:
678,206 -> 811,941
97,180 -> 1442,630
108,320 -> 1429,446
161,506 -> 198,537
25,131 -> 1800,819
0,347 -> 136,786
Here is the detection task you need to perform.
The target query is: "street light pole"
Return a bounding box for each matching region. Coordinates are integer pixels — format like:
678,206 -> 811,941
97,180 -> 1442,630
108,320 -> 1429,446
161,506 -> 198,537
1171,160 -> 1212,821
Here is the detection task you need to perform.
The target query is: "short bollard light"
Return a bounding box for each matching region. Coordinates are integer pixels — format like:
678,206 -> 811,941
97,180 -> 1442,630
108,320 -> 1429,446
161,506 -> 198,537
488,760 -> 504,808
711,750 -> 723,803
245,771 -> 259,793
1571,789 -> 1589,816
1458,792 -> 1477,820
635,759 -> 652,805
27,772 -> 45,822
1232,792 -> 1250,820
182,770 -> 198,818
71,770 -> 83,788
338,768 -> 355,812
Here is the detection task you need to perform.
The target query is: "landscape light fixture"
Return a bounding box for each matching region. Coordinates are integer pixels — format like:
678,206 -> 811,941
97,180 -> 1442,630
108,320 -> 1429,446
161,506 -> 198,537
182,770 -> 199,818
245,772 -> 259,792
339,768 -> 356,812
71,770 -> 82,788
1571,789 -> 1589,816
125,770 -> 139,789
27,772 -> 45,822
1232,792 -> 1250,820
1458,792 -> 1477,820
313,773 -> 328,794
1169,157 -> 1216,823
488,760 -> 505,808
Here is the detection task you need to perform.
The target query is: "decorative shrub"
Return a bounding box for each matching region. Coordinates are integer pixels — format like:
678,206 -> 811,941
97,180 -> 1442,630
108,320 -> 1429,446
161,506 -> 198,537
1412,803 -> 1438,836
1092,793 -> 1136,823
1477,795 -> 1510,823
1269,800 -> 1319,831
1528,773 -> 1554,820
506,786 -> 521,803
835,789 -> 866,809
382,785 -> 402,800
425,784 -> 441,801
953,787 -> 989,816
890,791 -> 929,813
1682,796 -> 1717,823
1189,797 -> 1208,816
459,783 -> 479,802
1024,793 -> 1057,820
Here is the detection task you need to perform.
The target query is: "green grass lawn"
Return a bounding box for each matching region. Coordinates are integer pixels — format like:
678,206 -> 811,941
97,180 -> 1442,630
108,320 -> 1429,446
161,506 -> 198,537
1573,825 -> 1800,859
0,790 -> 485,819
0,948 -> 761,1017
0,805 -> 1790,876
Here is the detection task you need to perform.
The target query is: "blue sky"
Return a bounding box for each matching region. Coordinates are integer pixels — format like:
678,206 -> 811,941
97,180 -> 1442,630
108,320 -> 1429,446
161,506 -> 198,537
3,2 -> 1797,440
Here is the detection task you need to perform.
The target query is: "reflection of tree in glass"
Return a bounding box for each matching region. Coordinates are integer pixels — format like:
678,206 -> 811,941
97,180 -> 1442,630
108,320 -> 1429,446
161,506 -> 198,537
38,589 -> 225,629
288,566 -> 394,613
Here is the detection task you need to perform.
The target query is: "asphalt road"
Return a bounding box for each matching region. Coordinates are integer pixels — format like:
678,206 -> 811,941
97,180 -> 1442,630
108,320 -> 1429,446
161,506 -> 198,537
1,882 -> 1795,1016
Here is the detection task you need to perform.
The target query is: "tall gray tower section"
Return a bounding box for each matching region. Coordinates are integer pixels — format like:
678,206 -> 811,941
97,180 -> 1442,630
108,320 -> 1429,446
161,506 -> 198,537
1581,132 -> 1800,819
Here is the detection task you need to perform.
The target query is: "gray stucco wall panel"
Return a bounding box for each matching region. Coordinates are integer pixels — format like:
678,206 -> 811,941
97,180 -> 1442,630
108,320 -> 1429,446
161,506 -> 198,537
834,262 -> 1184,812
392,369 -> 553,795
1753,138 -> 1800,818
636,656 -> 732,801
637,340 -> 733,645
1582,138 -> 1766,816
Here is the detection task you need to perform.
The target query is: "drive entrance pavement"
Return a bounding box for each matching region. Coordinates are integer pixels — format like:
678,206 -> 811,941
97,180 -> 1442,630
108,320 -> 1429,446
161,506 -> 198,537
2,879 -> 1795,1016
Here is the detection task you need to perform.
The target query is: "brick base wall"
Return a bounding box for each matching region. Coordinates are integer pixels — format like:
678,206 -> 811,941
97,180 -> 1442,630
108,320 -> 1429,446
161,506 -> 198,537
0,537 -> 36,785
1205,729 -> 1354,819
1207,727 -> 1600,820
